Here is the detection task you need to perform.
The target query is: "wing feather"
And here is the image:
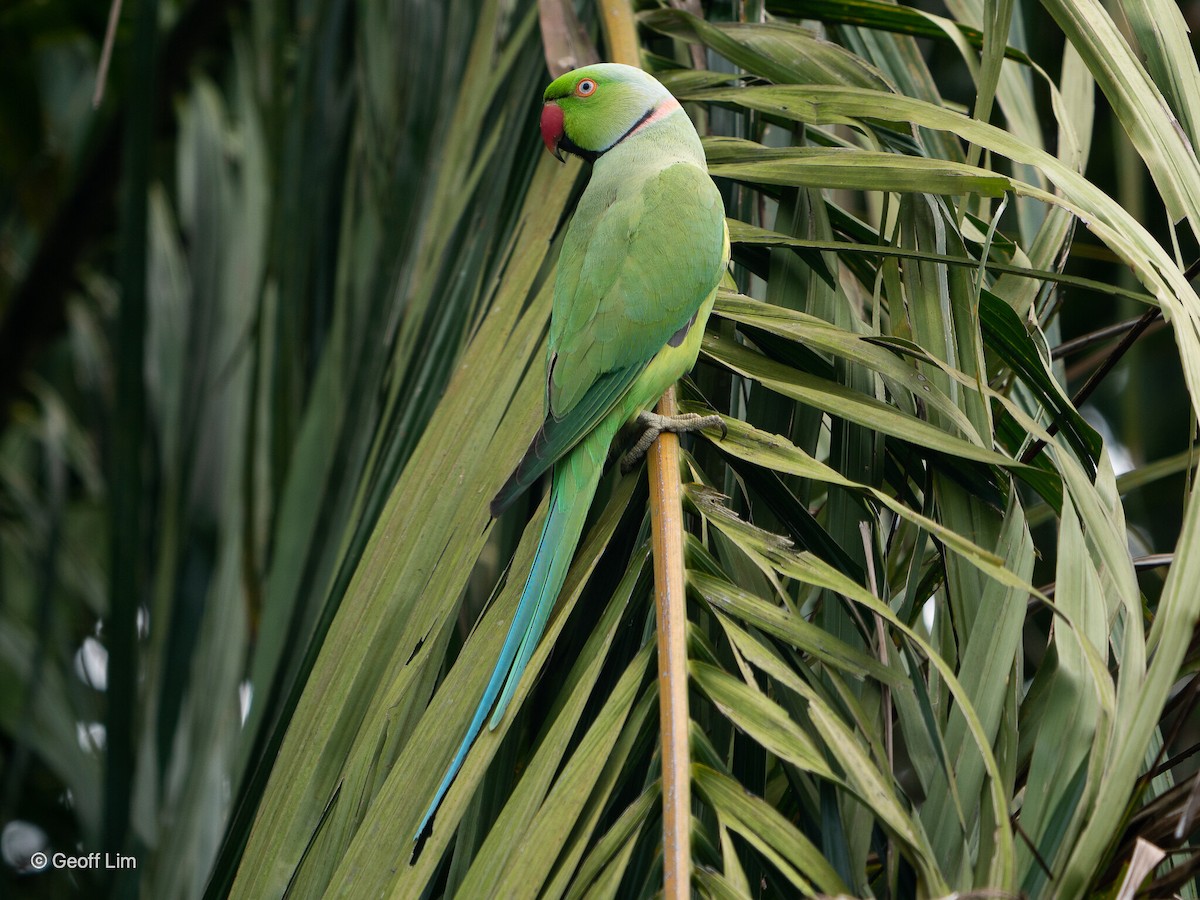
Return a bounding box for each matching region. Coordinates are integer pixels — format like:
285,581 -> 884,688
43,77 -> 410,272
548,161 -> 725,415
491,159 -> 724,514
490,364 -> 644,516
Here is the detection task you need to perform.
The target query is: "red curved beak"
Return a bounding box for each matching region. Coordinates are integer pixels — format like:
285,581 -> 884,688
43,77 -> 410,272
541,102 -> 566,163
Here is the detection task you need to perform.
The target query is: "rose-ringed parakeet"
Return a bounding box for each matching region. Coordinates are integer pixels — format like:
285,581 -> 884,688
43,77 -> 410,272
416,62 -> 727,839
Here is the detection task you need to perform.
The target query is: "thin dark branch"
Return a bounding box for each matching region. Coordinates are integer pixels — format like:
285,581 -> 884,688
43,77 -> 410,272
1025,253 -> 1200,463
1143,679 -> 1200,787
1147,740 -> 1200,784
1052,315 -> 1166,360
1014,818 -> 1055,881
1021,307 -> 1162,465
1063,305 -> 1161,416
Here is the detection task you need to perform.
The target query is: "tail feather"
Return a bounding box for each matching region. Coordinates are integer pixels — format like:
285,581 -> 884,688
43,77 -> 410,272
413,435 -> 608,841
488,483 -> 575,728
489,538 -> 572,728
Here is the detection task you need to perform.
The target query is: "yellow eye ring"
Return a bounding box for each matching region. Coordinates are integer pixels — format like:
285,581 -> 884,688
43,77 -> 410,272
575,78 -> 597,97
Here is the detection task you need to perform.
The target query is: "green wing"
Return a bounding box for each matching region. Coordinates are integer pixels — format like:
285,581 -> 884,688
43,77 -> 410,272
548,160 -> 725,414
491,363 -> 644,515
491,160 -> 724,515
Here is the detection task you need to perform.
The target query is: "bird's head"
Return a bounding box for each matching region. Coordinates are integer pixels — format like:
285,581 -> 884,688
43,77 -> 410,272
540,63 -> 674,163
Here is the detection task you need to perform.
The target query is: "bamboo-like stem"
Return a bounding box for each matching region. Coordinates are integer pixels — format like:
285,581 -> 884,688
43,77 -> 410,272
646,385 -> 691,900
595,5 -> 689,895
597,0 -> 640,70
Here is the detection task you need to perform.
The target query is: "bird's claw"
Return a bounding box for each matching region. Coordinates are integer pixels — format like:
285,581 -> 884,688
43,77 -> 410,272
619,411 -> 726,473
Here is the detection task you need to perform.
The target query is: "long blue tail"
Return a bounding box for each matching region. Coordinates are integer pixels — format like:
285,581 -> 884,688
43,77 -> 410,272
413,450 -> 603,840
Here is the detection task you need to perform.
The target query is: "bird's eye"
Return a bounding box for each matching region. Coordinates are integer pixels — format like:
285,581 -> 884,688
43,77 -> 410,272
575,78 -> 597,97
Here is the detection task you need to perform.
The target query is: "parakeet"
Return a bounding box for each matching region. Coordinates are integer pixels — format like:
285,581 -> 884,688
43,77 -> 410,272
416,62 -> 728,839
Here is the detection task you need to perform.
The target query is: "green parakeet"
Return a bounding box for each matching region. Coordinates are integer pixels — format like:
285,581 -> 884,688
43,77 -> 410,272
416,62 -> 727,839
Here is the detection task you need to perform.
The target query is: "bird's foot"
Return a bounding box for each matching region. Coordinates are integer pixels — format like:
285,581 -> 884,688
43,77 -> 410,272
619,411 -> 727,473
